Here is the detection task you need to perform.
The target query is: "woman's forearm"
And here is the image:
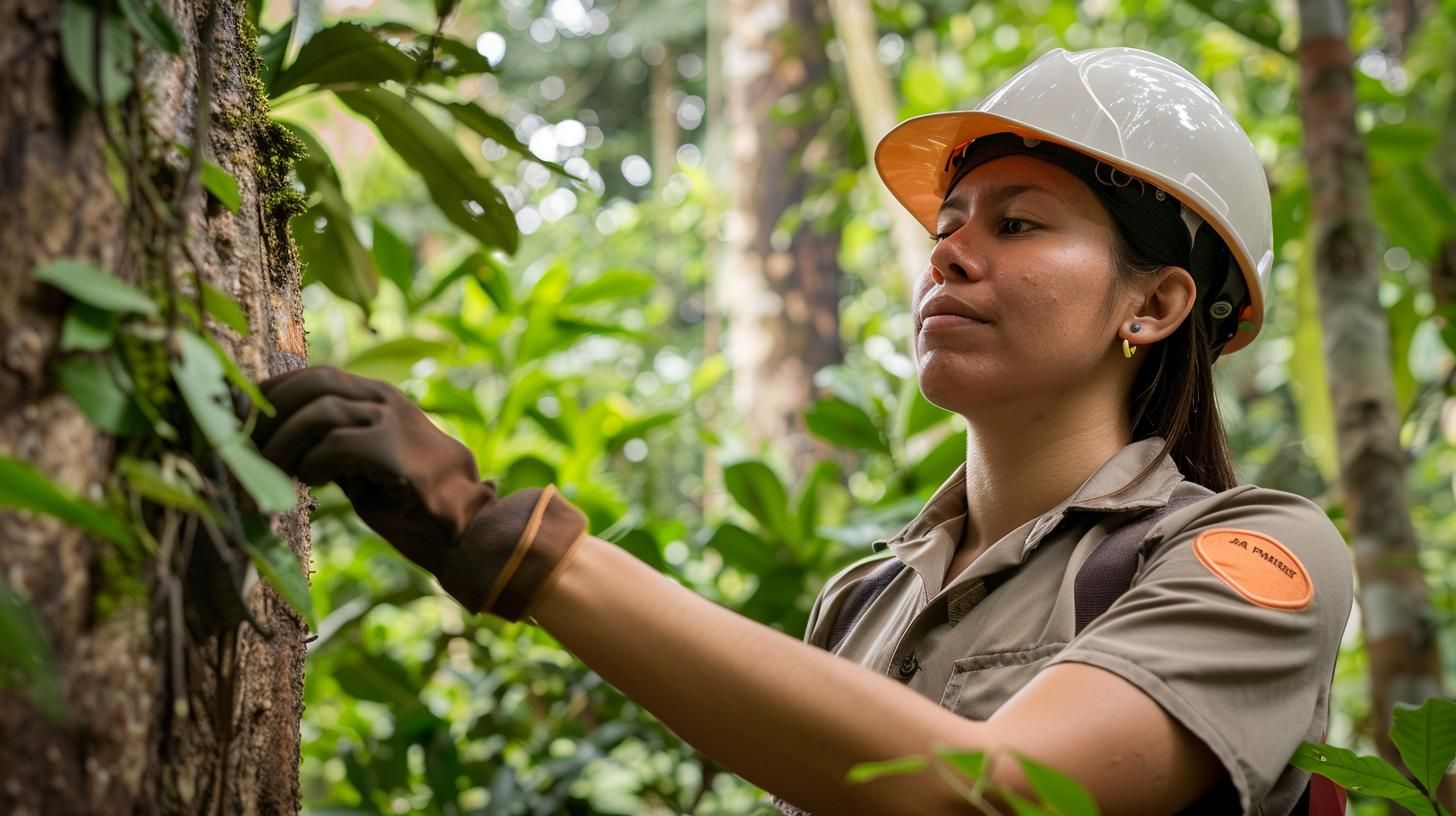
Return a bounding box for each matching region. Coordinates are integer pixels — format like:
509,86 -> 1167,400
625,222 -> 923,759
530,534 -> 986,815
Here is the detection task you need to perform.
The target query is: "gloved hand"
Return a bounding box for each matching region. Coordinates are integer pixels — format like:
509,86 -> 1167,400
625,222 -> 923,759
249,365 -> 588,622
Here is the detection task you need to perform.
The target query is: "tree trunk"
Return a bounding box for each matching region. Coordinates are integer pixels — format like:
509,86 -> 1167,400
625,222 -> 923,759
825,0 -> 927,289
721,0 -> 844,475
1295,0 -> 1445,780
650,43 -> 679,194
0,0 -> 310,813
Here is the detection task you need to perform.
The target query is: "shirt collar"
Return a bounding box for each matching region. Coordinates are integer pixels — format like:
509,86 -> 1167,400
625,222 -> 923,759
873,437 -> 1185,597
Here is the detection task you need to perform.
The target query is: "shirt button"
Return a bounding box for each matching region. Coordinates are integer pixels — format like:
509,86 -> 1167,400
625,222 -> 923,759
895,655 -> 920,681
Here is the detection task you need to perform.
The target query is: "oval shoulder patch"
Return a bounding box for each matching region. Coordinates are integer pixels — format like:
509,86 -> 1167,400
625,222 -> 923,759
1192,528 -> 1313,611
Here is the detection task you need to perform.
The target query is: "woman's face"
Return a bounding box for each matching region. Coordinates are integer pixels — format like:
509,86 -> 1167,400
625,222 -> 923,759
914,154 -> 1129,418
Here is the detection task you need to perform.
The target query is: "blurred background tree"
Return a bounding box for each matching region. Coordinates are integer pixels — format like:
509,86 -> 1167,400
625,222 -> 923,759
3,0 -> 1454,813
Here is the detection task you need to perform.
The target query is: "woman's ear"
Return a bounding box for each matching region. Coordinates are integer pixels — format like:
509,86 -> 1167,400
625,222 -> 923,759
1120,266 -> 1197,348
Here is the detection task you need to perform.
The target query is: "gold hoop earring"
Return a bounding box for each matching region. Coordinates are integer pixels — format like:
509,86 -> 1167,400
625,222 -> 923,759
1123,338 -> 1137,359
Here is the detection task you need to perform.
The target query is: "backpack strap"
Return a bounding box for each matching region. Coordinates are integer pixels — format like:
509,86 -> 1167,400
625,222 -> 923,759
824,556 -> 907,653
825,494 -> 1205,651
1073,495 -> 1205,635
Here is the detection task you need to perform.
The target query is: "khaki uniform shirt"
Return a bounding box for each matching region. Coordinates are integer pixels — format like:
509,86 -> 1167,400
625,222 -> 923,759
793,438 -> 1354,815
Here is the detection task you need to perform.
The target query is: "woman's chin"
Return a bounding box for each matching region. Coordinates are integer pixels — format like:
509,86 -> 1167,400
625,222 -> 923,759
915,359 -> 1010,415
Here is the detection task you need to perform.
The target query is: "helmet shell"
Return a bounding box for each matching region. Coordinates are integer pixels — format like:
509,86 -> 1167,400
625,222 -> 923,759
875,47 -> 1273,353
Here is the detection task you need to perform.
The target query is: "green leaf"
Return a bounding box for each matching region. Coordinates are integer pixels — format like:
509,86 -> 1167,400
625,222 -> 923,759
1288,235 -> 1338,482
722,460 -> 794,543
471,254 -> 515,312
562,268 -> 656,306
706,524 -> 778,573
199,282 -> 250,335
896,378 -> 949,441
795,460 -> 841,545
1391,698 -> 1456,797
739,565 -> 804,624
1290,741 -> 1434,811
614,528 -> 668,573
370,218 -> 414,302
846,754 -> 927,784
1365,123 -> 1438,160
119,0 -> 182,53
197,332 -> 273,416
257,17 -> 295,86
116,457 -> 219,523
415,252 -> 480,312
292,205 -> 378,311
0,453 -> 135,547
0,581 -> 66,723
334,652 -> 419,708
344,338 -> 454,381
806,396 -> 890,453
240,513 -> 315,628
60,0 -> 134,104
369,23 -> 493,79
1405,164 -> 1456,234
426,98 -> 573,179
1014,753 -> 1101,816
171,330 -> 296,512
500,455 -> 557,494
690,354 -> 729,399
60,305 -> 118,352
34,259 -> 157,316
285,123 -> 380,311
55,358 -> 146,436
335,87 -> 517,253
269,22 -> 416,98
911,430 -> 965,491
932,747 -> 986,782
200,160 -> 241,213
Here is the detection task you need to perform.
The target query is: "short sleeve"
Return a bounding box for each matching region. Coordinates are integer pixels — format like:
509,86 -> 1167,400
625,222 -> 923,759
1046,486 -> 1355,814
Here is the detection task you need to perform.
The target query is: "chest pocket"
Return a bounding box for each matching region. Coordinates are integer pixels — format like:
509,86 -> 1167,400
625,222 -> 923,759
938,642 -> 1067,720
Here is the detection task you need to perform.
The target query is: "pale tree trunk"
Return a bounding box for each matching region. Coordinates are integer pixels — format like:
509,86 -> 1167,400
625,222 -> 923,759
0,0 -> 310,813
825,0 -> 927,289
721,0 -> 844,475
1295,0 -> 1445,784
650,43 -> 679,194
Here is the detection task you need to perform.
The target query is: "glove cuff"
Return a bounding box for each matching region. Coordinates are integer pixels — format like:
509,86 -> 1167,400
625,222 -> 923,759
442,484 -> 587,621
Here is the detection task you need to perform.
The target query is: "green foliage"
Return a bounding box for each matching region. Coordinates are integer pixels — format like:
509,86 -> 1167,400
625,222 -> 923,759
0,581 -> 65,723
34,259 -> 158,316
60,0 -> 134,104
336,87 -> 515,252
118,0 -> 181,54
31,0 -> 1456,813
0,454 -> 134,548
200,160 -> 242,213
848,747 -> 1101,815
1296,698 -> 1456,816
241,514 -> 317,629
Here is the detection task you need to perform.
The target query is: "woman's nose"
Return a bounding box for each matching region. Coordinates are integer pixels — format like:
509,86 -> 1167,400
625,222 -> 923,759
928,240 -> 979,285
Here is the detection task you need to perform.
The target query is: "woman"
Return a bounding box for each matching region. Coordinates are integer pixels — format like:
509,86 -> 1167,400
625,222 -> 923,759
252,47 -> 1353,815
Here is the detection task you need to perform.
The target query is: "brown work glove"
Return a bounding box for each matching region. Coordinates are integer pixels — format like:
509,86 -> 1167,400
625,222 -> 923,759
250,366 -> 587,622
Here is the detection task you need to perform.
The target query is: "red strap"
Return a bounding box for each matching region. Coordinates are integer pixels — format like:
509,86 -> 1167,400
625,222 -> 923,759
1307,775 -> 1347,816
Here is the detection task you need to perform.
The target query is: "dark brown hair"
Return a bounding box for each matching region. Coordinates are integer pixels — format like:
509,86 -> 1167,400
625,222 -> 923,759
1111,225 -> 1239,492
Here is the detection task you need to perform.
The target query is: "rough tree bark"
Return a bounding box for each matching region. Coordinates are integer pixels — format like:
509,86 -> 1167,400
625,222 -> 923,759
0,0 -> 311,813
721,0 -> 844,474
1295,0 -> 1446,779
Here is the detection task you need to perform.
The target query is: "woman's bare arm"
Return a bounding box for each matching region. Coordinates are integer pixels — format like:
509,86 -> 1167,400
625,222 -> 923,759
530,535 -> 1221,815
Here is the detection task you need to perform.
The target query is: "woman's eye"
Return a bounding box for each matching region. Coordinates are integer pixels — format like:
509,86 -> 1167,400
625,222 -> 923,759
1001,217 -> 1033,235
931,229 -> 954,243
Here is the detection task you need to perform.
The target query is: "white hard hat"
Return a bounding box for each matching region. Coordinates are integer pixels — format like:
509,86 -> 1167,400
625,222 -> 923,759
875,46 -> 1273,354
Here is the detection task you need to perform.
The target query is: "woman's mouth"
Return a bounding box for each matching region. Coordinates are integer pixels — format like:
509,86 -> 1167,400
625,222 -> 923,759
920,314 -> 989,331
